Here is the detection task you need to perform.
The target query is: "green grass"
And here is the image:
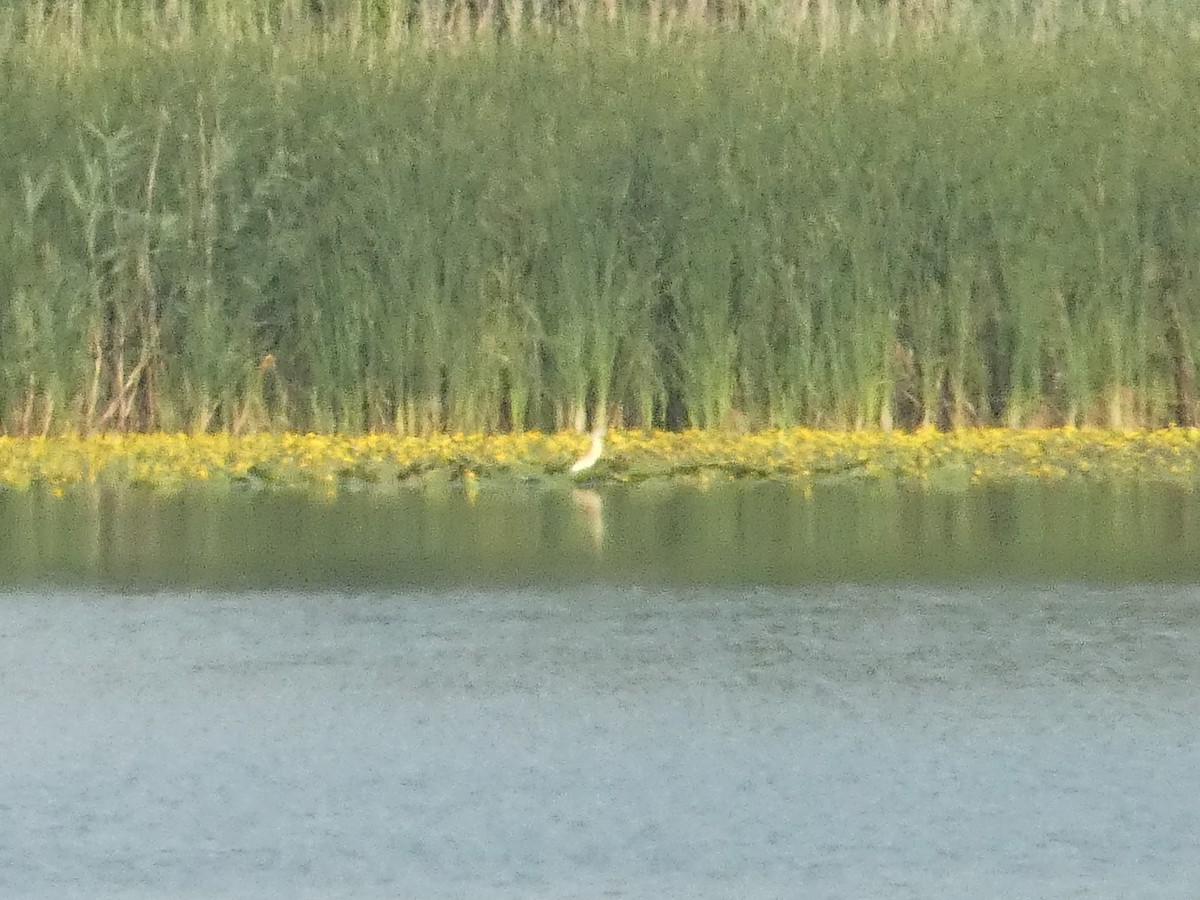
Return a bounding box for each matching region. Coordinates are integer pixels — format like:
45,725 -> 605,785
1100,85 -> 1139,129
2,2 -> 1200,434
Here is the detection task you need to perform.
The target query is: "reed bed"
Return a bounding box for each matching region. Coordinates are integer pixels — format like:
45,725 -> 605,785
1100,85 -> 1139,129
2,2 -> 1200,435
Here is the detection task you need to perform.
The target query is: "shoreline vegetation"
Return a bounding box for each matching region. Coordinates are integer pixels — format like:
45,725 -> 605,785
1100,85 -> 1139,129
2,429 -> 1200,492
4,3 -> 1200,436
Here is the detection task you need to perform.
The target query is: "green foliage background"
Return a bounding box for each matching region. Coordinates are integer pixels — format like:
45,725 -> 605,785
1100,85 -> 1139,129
2,0 -> 1200,433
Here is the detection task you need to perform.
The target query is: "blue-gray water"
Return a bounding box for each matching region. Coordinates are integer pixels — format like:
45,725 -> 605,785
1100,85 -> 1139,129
3,582 -> 1199,898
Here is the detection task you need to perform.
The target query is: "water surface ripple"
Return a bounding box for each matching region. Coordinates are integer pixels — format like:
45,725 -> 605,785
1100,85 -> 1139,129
3,584 -> 1198,898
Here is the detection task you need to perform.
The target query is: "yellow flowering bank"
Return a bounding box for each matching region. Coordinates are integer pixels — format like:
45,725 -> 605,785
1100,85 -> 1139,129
1,428 -> 1199,494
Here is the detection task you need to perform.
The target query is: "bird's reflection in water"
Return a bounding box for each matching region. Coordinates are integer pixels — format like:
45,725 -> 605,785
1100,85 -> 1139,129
571,488 -> 605,551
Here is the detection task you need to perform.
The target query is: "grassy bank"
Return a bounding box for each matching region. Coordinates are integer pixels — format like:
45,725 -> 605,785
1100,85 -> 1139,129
3,4 -> 1200,434
3,429 -> 1200,492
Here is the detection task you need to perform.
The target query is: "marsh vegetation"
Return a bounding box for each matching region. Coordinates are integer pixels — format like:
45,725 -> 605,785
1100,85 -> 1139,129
3,0 -> 1200,434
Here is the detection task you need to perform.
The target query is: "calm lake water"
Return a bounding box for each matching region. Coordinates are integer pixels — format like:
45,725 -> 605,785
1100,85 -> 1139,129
2,483 -> 1200,898
2,479 -> 1200,587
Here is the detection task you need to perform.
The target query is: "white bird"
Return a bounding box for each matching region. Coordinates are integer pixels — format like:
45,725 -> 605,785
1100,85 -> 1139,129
569,427 -> 606,474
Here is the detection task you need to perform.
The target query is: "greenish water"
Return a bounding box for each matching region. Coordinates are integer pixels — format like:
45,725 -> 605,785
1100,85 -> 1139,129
1,480 -> 1197,588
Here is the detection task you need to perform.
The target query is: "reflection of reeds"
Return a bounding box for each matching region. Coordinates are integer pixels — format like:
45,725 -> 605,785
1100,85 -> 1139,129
2,5 -> 1200,434
571,487 -> 605,551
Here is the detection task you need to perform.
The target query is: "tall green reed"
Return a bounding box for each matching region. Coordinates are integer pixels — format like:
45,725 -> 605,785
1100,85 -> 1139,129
3,8 -> 1200,434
